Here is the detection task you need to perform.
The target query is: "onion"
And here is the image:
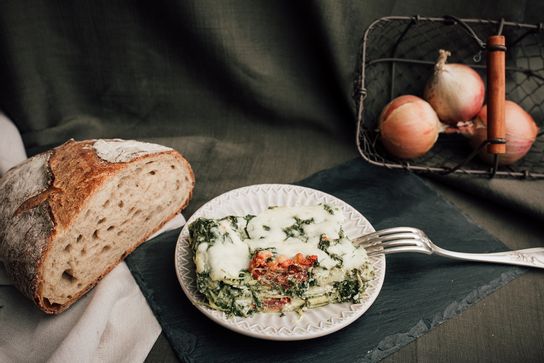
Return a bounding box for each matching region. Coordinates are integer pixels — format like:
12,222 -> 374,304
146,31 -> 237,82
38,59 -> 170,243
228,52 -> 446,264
424,50 -> 485,125
468,100 -> 539,165
379,95 -> 443,159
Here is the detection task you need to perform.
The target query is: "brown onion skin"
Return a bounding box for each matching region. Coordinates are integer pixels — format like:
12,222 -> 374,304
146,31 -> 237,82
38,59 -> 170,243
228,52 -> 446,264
379,95 -> 441,159
470,100 -> 539,165
424,51 -> 485,125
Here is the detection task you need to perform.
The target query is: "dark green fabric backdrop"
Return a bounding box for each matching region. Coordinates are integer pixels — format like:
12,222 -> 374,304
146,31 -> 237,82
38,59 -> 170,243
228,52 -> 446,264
1,0 -> 542,148
3,1 -> 543,219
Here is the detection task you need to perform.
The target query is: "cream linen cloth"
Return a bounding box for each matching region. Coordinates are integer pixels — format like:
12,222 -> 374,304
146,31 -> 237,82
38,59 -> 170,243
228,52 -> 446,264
0,113 -> 171,363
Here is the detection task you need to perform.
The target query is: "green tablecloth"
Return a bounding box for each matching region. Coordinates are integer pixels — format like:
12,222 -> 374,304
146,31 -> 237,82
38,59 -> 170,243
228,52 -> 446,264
126,159 -> 523,362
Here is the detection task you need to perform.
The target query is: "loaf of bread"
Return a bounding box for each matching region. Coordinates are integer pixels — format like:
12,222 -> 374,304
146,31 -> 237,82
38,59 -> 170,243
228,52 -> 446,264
0,139 -> 194,314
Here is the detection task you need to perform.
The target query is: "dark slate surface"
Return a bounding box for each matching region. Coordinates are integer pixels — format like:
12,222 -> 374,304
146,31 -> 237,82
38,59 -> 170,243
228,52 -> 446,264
125,159 -> 524,363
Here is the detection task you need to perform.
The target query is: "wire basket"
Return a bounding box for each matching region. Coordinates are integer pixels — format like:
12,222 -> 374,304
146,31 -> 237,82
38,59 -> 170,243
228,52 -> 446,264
355,16 -> 544,178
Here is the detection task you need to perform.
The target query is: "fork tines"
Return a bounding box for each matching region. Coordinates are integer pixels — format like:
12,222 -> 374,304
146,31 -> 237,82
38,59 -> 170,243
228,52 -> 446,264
355,227 -> 427,256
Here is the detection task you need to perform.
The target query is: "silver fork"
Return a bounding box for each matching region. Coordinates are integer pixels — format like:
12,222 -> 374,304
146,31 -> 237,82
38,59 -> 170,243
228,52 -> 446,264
354,227 -> 544,269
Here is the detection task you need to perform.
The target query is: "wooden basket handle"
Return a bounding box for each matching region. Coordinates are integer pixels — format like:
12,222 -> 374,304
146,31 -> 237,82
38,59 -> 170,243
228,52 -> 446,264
486,35 -> 507,154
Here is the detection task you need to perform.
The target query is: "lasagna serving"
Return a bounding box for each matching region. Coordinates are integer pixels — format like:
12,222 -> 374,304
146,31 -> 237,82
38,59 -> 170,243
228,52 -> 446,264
189,204 -> 374,317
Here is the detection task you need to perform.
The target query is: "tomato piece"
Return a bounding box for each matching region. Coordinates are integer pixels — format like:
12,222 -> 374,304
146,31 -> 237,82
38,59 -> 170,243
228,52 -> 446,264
248,252 -> 318,289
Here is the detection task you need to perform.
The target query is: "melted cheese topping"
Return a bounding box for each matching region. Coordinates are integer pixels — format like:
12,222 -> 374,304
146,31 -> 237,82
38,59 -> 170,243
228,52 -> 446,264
194,205 -> 368,281
200,220 -> 250,280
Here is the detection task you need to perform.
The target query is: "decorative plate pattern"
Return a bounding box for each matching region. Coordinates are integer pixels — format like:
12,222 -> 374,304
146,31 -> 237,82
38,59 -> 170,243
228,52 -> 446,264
174,184 -> 386,341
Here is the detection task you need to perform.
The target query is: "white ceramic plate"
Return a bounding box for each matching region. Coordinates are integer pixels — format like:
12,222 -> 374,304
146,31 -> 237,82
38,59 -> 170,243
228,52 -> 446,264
174,184 -> 386,341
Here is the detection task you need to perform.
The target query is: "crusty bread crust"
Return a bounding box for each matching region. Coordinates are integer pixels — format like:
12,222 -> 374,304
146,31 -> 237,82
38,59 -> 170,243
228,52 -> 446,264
0,139 -> 194,314
0,151 -> 54,301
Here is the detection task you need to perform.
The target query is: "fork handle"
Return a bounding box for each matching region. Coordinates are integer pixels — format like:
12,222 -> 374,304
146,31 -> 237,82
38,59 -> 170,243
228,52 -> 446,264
433,246 -> 544,269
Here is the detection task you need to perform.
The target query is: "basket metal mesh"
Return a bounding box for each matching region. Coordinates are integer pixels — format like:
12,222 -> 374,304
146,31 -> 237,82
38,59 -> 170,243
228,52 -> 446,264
355,16 -> 544,178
